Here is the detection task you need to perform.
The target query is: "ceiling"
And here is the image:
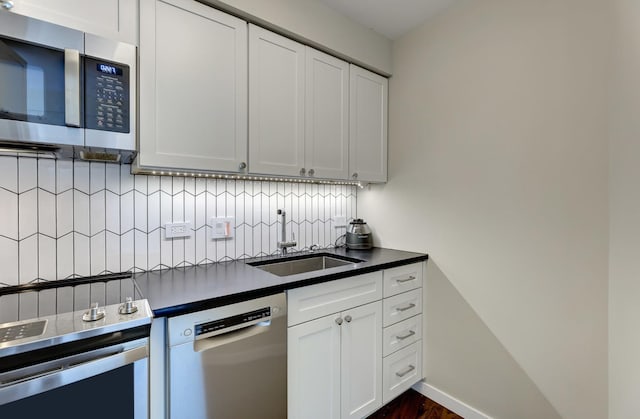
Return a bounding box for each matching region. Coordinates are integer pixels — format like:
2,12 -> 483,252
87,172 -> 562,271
317,0 -> 458,40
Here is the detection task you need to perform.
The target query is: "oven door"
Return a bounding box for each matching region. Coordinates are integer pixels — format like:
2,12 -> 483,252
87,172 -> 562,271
0,337 -> 149,419
0,12 -> 84,146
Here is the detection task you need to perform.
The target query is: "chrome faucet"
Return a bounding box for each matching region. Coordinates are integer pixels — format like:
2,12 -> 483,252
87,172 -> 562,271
277,209 -> 296,254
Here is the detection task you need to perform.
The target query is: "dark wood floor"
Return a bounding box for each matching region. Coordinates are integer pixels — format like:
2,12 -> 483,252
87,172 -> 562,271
368,389 -> 463,419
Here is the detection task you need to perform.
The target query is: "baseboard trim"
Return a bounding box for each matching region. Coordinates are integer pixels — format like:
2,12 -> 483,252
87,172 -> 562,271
412,381 -> 493,419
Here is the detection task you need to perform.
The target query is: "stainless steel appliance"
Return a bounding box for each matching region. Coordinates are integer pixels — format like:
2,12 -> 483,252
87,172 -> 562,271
0,12 -> 136,162
0,274 -> 152,418
168,293 -> 287,419
346,218 -> 373,250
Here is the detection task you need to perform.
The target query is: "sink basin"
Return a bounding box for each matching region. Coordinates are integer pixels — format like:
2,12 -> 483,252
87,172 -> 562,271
249,254 -> 363,277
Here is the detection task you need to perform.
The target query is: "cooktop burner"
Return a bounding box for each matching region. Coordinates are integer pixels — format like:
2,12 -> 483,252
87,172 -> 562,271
0,320 -> 46,344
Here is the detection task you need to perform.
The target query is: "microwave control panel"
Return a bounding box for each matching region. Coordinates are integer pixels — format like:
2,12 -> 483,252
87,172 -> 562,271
84,57 -> 130,133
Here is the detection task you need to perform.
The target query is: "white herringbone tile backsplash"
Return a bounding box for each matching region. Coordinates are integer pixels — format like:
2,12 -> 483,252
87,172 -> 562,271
0,156 -> 357,287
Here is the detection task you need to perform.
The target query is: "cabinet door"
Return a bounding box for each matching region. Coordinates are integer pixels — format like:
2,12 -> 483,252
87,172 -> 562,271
349,65 -> 388,183
249,24 -> 305,177
6,0 -> 138,44
304,47 -> 349,180
288,315 -> 341,419
341,301 -> 383,419
138,0 -> 248,172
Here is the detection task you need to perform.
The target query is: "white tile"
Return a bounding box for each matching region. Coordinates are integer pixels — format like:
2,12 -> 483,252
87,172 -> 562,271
147,175 -> 160,194
0,156 -> 17,192
74,233 -> 90,277
184,177 -> 195,195
161,176 -> 172,195
0,295 -> 19,323
56,190 -> 74,237
19,293 -> 38,320
56,160 -> 73,193
90,232 -> 106,275
19,235 -> 38,283
38,289 -> 57,317
172,177 -> 184,195
38,189 -> 56,238
120,164 -> 134,193
90,162 -> 105,194
18,157 -> 37,193
160,229 -> 173,268
147,191 -> 161,233
0,188 -> 18,240
194,193 -> 206,229
56,234 -> 74,279
195,178 -> 206,195
105,231 -> 120,273
172,191 -> 184,222
134,174 -> 147,194
18,189 -> 37,239
105,191 -> 120,234
134,230 -> 148,271
120,231 -> 135,272
120,191 -> 134,234
134,190 -> 148,232
172,236 -> 185,267
184,234 -> 196,266
195,229 -> 207,264
73,190 -> 90,236
160,190 -> 173,226
184,190 -> 195,225
37,159 -> 56,193
105,164 -> 120,194
90,191 -> 106,235
147,229 -> 161,270
73,161 -> 90,194
38,235 -> 56,281
0,237 -> 18,286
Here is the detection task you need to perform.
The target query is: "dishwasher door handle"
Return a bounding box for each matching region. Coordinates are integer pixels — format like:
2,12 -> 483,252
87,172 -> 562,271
194,320 -> 271,353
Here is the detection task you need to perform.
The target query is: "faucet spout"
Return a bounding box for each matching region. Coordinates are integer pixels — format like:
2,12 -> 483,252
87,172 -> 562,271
277,209 -> 296,254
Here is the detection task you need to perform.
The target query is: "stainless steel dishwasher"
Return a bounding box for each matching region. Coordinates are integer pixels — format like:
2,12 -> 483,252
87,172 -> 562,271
167,293 -> 287,419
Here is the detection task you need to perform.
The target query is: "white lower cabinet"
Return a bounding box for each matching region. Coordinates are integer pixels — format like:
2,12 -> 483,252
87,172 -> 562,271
383,341 -> 422,403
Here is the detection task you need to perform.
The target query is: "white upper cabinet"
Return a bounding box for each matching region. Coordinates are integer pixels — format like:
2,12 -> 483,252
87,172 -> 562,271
305,47 -> 349,180
3,0 -> 138,44
249,24 -> 305,177
137,0 -> 248,173
349,65 -> 388,183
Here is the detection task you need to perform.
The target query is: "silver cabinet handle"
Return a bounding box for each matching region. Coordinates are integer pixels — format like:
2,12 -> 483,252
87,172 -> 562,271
1,0 -> 14,10
396,275 -> 416,283
300,168 -> 306,176
335,317 -> 343,325
344,315 -> 352,323
239,162 -> 247,170
308,169 -> 315,176
395,364 -> 415,378
64,49 -> 81,127
395,330 -> 416,340
396,303 -> 416,312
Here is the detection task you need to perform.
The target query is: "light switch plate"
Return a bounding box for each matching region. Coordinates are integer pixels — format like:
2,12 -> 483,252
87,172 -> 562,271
165,222 -> 192,239
212,217 -> 234,239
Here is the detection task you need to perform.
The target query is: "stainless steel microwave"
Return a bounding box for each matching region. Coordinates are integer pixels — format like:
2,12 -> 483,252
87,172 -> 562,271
0,12 -> 136,162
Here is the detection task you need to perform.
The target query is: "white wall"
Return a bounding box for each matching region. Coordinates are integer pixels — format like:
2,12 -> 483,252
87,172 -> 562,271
202,0 -> 392,75
359,0 -> 610,417
609,1 -> 640,417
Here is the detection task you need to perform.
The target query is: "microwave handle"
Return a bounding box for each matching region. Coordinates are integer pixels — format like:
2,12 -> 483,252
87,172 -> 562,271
64,49 -> 81,127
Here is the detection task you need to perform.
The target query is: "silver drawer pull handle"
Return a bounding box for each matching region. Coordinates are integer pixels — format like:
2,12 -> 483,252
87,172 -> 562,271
395,365 -> 416,378
396,303 -> 416,312
396,275 -> 416,283
395,330 -> 416,340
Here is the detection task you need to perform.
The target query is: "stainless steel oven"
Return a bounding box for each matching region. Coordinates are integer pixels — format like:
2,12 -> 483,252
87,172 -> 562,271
0,274 -> 152,419
0,12 -> 136,160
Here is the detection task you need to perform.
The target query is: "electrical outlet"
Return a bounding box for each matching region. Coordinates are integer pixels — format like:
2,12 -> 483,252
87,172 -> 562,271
211,217 -> 234,239
334,215 -> 347,229
165,222 -> 192,239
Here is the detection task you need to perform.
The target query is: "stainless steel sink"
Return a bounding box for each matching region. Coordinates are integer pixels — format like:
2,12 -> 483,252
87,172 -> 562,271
249,254 -> 363,277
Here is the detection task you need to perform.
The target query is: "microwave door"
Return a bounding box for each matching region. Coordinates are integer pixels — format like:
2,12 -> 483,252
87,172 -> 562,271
0,12 -> 84,147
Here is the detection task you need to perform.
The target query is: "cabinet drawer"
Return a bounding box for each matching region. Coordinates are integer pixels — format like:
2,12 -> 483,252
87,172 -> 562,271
383,341 -> 422,404
382,315 -> 422,357
383,263 -> 423,297
383,288 -> 422,327
287,271 -> 383,326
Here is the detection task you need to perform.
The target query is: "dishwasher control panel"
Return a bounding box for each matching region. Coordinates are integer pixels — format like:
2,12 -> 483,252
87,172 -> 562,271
195,307 -> 271,338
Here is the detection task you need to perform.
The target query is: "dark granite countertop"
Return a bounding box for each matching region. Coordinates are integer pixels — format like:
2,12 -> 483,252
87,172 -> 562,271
134,247 -> 428,317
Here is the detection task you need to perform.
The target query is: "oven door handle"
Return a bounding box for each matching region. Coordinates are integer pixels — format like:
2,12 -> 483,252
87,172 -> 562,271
0,343 -> 147,404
